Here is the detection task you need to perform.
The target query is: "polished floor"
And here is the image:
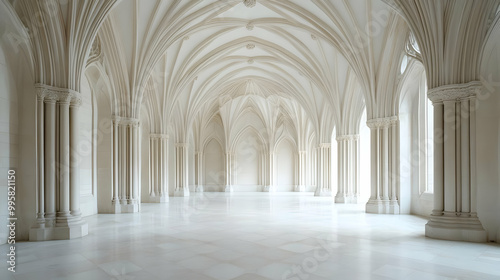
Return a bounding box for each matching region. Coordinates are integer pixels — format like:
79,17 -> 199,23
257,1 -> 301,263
1,193 -> 500,280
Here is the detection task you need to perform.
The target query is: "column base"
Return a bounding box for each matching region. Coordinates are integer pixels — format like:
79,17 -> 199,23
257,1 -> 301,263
366,199 -> 400,214
224,185 -> 233,192
335,194 -> 360,204
425,214 -> 487,242
263,185 -> 276,192
150,196 -> 169,203
315,190 -> 332,197
30,220 -> 88,241
111,200 -> 140,213
295,185 -> 306,192
335,194 -> 347,203
196,185 -> 204,192
175,188 -> 190,197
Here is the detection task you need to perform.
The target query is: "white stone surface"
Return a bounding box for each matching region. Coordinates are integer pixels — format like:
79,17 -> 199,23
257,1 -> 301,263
1,0 -> 500,247
2,194 -> 500,280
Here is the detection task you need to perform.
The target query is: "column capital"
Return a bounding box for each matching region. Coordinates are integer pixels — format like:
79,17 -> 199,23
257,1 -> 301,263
35,83 -> 82,106
113,116 -> 140,127
428,81 -> 482,104
336,134 -> 360,141
150,134 -> 168,139
319,143 -> 331,149
366,116 -> 398,129
175,143 -> 189,148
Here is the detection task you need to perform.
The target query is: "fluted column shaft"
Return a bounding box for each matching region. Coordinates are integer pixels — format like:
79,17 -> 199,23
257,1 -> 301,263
264,151 -> 276,192
69,102 -> 81,217
225,151 -> 234,192
31,84 -> 87,240
36,95 -> 45,227
296,151 -> 307,192
111,117 -> 140,212
195,151 -> 204,192
44,98 -> 56,225
57,97 -> 71,225
175,143 -> 190,196
314,143 -> 332,197
335,135 -> 360,203
149,134 -> 169,202
112,121 -> 119,203
365,116 -> 400,214
425,82 -> 486,242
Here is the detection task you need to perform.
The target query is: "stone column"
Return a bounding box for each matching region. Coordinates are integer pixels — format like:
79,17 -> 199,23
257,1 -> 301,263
263,151 -> 276,192
175,143 -> 190,196
150,136 -> 157,197
56,95 -> 71,226
335,135 -> 360,203
44,96 -> 57,227
112,120 -> 119,210
295,151 -> 307,192
365,116 -> 399,214
69,98 -> 83,219
224,151 -> 234,192
110,117 -> 140,212
35,94 -> 45,228
314,143 -> 332,197
30,84 -> 88,241
132,123 -> 140,205
425,82 -> 486,242
195,151 -> 204,192
149,134 -> 169,202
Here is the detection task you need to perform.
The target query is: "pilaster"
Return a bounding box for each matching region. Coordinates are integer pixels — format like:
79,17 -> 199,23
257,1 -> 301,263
365,116 -> 400,214
315,143 -> 332,197
149,134 -> 169,203
175,143 -> 190,197
195,151 -> 204,192
30,84 -> 88,241
425,82 -> 486,242
224,151 -> 234,192
263,151 -> 276,192
295,151 -> 307,192
335,135 -> 360,203
110,116 -> 140,212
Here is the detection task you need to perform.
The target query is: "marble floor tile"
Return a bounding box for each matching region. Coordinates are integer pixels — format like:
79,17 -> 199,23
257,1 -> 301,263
1,193 -> 499,280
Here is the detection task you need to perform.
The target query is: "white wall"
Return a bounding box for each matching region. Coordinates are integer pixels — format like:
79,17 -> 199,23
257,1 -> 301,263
0,37 -> 36,242
477,24 -> 500,242
95,78 -> 114,212
359,111 -> 371,202
0,41 -> 18,244
79,77 -> 98,216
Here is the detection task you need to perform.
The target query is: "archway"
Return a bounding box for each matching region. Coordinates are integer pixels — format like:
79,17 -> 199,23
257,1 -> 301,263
275,139 -> 296,191
204,138 -> 225,191
234,129 -> 264,191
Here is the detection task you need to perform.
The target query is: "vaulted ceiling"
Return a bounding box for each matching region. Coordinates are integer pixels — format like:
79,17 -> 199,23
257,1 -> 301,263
81,0 -> 417,144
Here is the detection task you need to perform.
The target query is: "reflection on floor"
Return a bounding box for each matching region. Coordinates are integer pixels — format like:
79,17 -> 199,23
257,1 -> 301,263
1,193 -> 500,280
